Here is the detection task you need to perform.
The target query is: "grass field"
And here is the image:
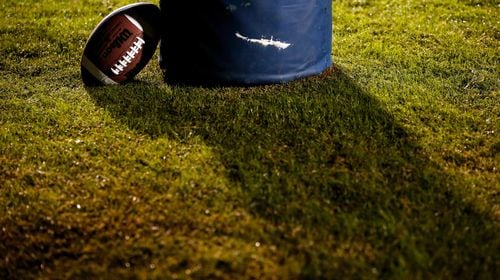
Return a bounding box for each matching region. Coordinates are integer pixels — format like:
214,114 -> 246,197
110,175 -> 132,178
0,0 -> 498,279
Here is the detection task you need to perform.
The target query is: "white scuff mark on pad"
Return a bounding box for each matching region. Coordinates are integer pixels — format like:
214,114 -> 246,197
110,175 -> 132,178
235,32 -> 291,50
226,4 -> 237,12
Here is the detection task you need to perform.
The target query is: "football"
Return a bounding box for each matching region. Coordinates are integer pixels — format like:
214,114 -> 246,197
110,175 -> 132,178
81,3 -> 161,86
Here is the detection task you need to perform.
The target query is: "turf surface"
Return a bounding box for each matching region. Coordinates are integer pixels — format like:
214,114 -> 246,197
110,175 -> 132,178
0,0 -> 498,279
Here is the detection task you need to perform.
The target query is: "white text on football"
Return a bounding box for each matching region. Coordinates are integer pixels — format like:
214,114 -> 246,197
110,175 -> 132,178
102,29 -> 133,59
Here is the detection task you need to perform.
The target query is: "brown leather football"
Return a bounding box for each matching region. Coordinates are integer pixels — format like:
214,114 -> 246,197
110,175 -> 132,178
81,3 -> 160,86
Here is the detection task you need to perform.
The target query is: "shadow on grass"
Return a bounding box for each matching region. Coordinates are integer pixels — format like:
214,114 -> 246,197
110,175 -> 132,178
86,66 -> 496,278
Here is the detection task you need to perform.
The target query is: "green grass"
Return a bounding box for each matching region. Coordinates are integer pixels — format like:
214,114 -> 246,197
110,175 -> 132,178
1,0 -> 498,278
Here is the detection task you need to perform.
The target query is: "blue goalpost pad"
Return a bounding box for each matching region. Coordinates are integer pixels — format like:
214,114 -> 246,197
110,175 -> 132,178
159,0 -> 332,85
